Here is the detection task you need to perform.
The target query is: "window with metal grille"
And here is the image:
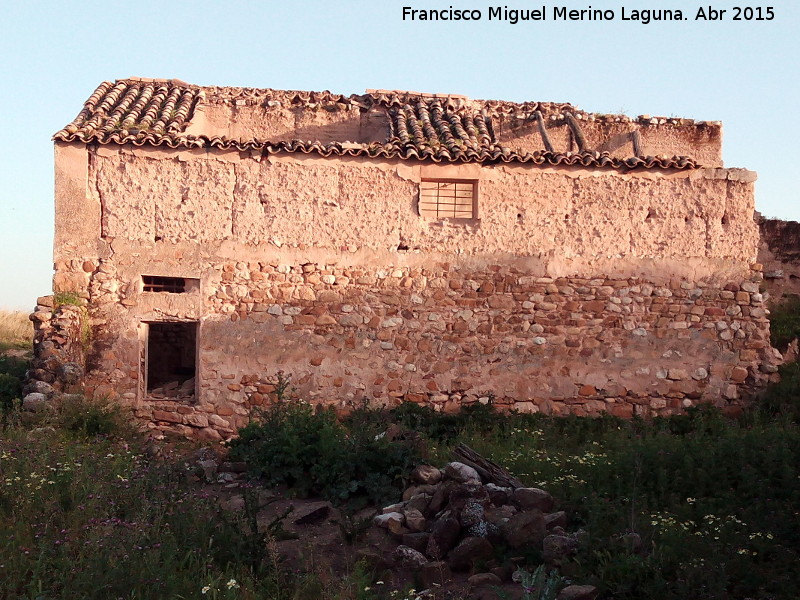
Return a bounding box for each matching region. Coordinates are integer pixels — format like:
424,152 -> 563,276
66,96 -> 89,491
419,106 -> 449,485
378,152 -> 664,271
419,180 -> 477,219
142,276 -> 187,293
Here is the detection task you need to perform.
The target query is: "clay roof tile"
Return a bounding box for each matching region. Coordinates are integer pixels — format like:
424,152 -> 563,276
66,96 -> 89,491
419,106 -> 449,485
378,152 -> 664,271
55,79 -> 700,171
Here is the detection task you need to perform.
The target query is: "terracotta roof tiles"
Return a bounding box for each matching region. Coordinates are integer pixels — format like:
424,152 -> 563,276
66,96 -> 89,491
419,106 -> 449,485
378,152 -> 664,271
58,80 -> 203,145
54,79 -> 701,171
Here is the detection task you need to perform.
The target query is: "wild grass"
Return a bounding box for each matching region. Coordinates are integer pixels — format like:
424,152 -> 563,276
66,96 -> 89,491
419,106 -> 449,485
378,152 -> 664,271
0,309 -> 32,352
2,356 -> 799,598
0,423 -> 275,599
0,380 -> 399,600
229,391 -> 800,599
0,396 -> 383,600
453,407 -> 800,599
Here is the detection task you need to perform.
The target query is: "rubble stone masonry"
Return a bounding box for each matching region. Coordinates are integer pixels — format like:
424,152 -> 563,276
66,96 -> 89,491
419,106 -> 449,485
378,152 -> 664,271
758,217 -> 800,302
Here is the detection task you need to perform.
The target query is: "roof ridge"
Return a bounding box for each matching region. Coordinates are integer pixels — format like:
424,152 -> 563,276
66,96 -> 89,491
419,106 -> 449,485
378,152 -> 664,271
98,78 -> 714,125
121,77 -> 194,86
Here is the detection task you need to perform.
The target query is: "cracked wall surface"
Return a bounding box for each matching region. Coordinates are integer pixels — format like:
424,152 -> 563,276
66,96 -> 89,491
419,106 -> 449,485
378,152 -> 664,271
79,146 -> 756,269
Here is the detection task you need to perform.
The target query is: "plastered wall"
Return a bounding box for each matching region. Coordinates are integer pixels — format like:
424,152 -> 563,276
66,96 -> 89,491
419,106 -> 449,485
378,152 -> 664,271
69,145 -> 752,265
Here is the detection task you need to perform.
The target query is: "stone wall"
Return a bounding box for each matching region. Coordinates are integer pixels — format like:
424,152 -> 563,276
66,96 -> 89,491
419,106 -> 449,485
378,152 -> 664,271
121,262 -> 776,440
68,256 -> 778,440
24,297 -> 86,410
47,141 -> 776,438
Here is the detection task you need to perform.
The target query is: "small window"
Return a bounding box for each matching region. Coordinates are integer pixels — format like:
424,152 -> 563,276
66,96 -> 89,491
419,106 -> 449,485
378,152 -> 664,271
419,180 -> 477,219
142,275 -> 191,293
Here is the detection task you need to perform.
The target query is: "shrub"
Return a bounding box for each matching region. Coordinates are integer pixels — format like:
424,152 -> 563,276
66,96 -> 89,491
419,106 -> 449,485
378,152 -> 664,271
389,398 -> 510,441
0,354 -> 27,380
53,291 -> 84,308
0,355 -> 27,420
759,360 -> 800,421
228,402 -> 420,506
58,395 -> 138,440
0,373 -> 21,415
515,564 -> 569,600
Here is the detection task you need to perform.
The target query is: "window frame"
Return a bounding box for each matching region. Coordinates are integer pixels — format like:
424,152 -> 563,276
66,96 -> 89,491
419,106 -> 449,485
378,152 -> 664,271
418,178 -> 479,221
141,275 -> 200,294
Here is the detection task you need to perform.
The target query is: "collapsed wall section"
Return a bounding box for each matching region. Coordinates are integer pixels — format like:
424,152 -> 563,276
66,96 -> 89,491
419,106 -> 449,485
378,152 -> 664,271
49,142 -> 776,439
24,297 -> 86,410
758,217 -> 800,302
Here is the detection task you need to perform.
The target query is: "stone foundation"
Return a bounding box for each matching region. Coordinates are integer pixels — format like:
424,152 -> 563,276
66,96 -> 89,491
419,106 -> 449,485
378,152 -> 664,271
37,257 -> 777,439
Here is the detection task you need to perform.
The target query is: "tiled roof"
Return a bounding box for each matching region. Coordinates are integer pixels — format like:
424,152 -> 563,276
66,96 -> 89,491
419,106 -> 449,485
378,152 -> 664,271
55,80 -> 202,147
54,79 -> 700,170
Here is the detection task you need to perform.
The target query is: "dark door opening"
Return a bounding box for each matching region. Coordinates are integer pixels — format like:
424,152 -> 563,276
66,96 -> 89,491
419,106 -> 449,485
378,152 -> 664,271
146,321 -> 197,399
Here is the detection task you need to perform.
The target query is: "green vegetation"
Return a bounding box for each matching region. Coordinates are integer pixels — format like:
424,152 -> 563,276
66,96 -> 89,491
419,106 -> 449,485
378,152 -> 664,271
456,407 -> 800,599
516,564 -> 568,600
51,292 -> 92,349
0,395 -> 398,600
227,380 -> 800,599
1,311 -> 799,599
769,294 -> 800,352
0,402 -> 280,600
760,296 -> 800,420
228,402 -> 420,507
0,355 -> 27,418
759,361 -> 800,421
0,310 -> 32,419
52,292 -> 84,309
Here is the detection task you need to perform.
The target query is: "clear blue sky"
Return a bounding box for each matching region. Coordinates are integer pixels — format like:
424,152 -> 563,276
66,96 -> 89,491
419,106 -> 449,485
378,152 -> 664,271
1,0 -> 798,310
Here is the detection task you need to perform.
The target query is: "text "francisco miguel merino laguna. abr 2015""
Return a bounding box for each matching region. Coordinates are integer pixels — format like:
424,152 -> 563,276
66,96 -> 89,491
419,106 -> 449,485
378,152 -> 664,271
401,5 -> 775,24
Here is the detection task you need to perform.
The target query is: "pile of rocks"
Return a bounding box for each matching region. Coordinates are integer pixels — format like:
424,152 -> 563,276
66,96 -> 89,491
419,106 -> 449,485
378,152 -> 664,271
24,296 -> 86,411
374,460 -> 596,599
148,377 -> 196,399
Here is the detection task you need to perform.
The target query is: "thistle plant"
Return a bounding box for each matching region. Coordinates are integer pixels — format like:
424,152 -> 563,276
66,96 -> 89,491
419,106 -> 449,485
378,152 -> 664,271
514,564 -> 568,600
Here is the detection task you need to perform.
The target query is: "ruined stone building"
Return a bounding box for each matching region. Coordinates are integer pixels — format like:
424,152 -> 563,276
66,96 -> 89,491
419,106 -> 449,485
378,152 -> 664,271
758,218 -> 800,302
32,77 -> 779,439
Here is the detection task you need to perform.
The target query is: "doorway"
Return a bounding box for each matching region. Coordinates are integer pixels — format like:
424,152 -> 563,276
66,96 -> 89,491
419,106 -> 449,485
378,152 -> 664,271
145,321 -> 197,399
